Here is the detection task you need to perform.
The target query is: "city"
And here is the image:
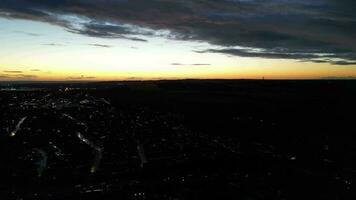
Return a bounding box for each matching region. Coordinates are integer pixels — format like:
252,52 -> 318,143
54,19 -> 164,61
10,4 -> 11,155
0,80 -> 355,199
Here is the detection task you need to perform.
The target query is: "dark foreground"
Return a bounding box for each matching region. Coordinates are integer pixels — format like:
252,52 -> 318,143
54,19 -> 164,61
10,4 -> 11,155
0,80 -> 356,199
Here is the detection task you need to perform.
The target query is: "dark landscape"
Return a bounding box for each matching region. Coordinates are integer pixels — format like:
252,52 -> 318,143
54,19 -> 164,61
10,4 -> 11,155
0,80 -> 355,199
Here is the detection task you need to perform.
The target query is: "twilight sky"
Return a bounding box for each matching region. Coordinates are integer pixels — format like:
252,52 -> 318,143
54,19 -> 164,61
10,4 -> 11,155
0,0 -> 356,81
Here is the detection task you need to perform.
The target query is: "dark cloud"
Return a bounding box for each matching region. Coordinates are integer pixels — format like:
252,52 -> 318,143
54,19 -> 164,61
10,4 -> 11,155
171,63 -> 183,66
67,23 -> 148,41
126,77 -> 143,80
302,59 -> 356,65
66,75 -> 96,80
42,43 -> 64,46
171,63 -> 210,66
330,61 -> 356,65
88,43 -> 112,48
17,74 -> 37,78
322,76 -> 356,80
197,48 -> 356,65
0,73 -> 37,79
0,75 -> 11,79
192,63 -> 211,66
1,0 -> 356,64
3,70 -> 23,73
13,30 -> 41,36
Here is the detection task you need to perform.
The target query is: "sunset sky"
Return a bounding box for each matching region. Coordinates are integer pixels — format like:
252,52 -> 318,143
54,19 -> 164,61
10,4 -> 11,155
1,0 -> 356,81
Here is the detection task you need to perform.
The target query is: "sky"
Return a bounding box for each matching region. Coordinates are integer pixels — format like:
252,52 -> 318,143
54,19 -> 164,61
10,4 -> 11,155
0,0 -> 356,81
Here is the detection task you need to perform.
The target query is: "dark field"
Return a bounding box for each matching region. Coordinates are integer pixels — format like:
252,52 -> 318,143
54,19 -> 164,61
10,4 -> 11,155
0,80 -> 356,199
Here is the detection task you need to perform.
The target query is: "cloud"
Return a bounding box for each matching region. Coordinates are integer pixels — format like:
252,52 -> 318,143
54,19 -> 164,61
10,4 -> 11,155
1,0 -> 356,64
3,70 -> 23,73
30,69 -> 40,71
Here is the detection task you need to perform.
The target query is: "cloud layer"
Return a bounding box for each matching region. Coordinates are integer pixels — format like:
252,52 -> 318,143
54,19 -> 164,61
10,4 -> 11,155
1,0 -> 356,64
